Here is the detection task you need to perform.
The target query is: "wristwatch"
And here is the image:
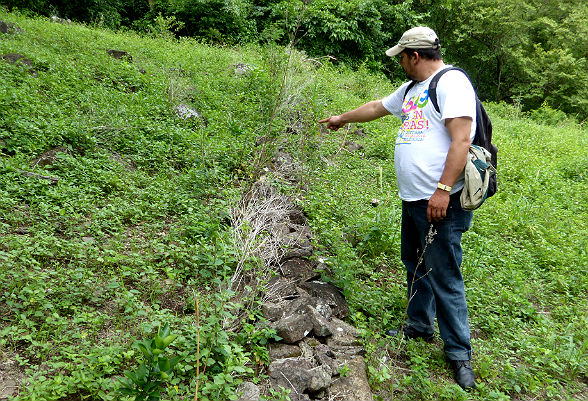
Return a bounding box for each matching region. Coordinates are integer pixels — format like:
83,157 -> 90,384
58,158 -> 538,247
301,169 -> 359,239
437,182 -> 452,192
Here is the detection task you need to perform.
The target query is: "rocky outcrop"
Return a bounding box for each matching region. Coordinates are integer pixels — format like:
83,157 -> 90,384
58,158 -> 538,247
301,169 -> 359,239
234,150 -> 374,401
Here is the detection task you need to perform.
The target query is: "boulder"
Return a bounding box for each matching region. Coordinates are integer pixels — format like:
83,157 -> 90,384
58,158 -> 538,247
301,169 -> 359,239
269,344 -> 302,360
307,305 -> 332,337
298,281 -> 349,318
235,381 -> 260,401
0,20 -> 22,34
269,358 -> 332,396
107,49 -> 132,61
328,357 -> 373,401
273,314 -> 313,344
174,104 -> 203,120
280,258 -> 319,282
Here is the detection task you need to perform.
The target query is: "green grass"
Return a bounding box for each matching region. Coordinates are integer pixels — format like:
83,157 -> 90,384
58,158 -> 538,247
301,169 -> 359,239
1,9 -> 587,401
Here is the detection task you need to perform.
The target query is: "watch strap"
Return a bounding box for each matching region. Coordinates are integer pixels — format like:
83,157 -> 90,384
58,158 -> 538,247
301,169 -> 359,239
437,182 -> 452,192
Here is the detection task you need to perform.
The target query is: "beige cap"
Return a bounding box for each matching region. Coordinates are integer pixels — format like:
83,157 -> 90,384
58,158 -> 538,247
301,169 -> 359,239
386,27 -> 440,57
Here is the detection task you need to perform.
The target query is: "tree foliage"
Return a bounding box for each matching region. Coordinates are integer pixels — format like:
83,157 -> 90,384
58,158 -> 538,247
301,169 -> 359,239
2,0 -> 587,119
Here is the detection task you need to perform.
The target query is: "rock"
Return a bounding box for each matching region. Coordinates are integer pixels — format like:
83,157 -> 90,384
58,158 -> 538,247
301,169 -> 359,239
174,104 -> 202,120
329,317 -> 358,338
344,141 -> 363,151
297,281 -> 349,319
264,276 -> 297,303
107,49 -> 132,61
314,344 -> 339,376
1,53 -> 37,76
328,357 -> 373,401
234,63 -> 254,77
0,358 -> 23,400
51,15 -> 72,24
262,302 -> 285,322
280,232 -> 313,260
325,318 -> 362,349
280,258 -> 319,282
282,296 -> 332,320
269,358 -> 332,396
31,147 -> 69,167
269,344 -> 302,360
235,381 -> 260,401
307,305 -> 333,337
0,20 -> 21,34
273,314 -> 313,344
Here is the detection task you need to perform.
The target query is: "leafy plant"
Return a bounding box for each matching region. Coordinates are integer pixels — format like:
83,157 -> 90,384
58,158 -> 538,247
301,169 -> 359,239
118,323 -> 181,401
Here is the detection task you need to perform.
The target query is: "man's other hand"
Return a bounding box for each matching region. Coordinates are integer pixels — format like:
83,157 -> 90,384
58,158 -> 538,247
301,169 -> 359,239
427,189 -> 450,222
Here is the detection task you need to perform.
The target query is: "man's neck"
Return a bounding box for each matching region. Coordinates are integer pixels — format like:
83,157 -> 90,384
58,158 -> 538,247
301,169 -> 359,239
415,60 -> 446,82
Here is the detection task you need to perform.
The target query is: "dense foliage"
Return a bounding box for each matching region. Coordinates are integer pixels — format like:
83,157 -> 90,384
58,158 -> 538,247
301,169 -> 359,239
0,9 -> 587,401
1,0 -> 587,120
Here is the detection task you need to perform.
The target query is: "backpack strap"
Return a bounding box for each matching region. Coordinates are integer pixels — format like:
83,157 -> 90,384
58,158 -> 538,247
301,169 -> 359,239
403,80 -> 417,101
428,67 -> 469,113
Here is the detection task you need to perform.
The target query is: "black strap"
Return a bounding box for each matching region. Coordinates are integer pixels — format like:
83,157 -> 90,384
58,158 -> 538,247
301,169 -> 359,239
428,67 -> 470,113
403,80 -> 417,101
402,67 -> 472,113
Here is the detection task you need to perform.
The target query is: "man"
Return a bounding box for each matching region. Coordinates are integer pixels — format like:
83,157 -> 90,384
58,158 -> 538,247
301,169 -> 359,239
319,27 -> 477,390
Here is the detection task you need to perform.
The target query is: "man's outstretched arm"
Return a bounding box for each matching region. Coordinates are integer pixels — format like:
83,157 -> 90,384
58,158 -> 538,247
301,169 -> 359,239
319,100 -> 391,131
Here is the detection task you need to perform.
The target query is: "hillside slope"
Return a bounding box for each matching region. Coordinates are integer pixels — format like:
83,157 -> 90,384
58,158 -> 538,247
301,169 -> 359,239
1,10 -> 587,401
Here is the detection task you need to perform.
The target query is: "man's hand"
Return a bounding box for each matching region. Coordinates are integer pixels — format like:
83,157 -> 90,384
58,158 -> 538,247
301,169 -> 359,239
427,189 -> 450,222
319,100 -> 391,131
319,115 -> 345,131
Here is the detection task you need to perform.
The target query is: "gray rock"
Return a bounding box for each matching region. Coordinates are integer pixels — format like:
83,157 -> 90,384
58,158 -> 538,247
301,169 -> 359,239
280,258 -> 319,282
314,344 -> 339,376
298,281 -> 349,318
344,141 -> 364,151
262,302 -> 285,322
264,276 -> 297,303
234,63 -> 254,77
329,317 -> 358,338
235,381 -> 260,401
273,314 -> 313,344
269,358 -> 332,396
31,147 -> 69,167
51,15 -> 72,24
107,49 -> 132,61
0,20 -> 21,34
307,305 -> 333,337
328,357 -> 373,401
174,104 -> 203,120
269,343 -> 302,360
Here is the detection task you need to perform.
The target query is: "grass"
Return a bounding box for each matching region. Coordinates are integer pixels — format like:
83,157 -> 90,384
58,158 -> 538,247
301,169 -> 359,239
1,8 -> 587,401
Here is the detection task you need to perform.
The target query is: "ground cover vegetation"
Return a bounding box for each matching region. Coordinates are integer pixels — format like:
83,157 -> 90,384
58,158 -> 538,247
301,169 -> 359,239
2,0 -> 588,121
0,8 -> 587,401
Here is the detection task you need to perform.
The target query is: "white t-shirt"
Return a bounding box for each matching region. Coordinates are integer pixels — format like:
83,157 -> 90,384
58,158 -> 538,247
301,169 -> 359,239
382,66 -> 477,201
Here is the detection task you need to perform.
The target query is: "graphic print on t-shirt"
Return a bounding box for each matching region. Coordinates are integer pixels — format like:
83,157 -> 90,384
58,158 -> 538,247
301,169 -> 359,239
397,89 -> 430,145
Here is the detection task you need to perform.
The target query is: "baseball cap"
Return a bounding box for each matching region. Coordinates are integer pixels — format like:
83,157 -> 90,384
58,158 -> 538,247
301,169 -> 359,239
386,27 -> 440,57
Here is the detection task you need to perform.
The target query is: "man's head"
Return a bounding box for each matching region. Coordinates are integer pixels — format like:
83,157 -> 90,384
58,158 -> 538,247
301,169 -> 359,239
388,27 -> 444,81
386,27 -> 442,59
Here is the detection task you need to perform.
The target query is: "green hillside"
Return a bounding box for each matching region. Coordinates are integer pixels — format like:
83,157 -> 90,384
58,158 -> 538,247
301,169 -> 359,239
0,10 -> 587,401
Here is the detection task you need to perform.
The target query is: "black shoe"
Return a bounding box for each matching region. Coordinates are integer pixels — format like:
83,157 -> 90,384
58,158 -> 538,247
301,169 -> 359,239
384,325 -> 434,343
450,360 -> 476,390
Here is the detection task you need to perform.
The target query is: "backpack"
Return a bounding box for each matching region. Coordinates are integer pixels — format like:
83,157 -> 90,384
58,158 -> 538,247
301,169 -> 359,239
403,67 -> 498,207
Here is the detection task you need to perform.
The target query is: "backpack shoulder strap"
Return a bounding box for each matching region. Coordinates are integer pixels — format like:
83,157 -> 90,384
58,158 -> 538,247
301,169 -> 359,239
428,67 -> 470,113
403,80 -> 417,100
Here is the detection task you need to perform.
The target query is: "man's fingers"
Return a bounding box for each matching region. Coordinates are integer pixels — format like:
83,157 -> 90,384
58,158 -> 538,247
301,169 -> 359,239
318,118 -> 330,123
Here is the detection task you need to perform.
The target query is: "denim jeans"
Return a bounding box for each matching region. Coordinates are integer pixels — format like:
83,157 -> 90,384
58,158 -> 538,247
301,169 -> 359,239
401,192 -> 473,361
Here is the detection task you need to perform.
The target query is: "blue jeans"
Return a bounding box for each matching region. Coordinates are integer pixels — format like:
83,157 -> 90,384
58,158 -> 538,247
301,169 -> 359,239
401,193 -> 473,361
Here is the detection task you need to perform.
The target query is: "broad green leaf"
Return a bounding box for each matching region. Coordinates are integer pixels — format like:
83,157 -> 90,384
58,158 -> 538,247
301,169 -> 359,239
162,334 -> 177,347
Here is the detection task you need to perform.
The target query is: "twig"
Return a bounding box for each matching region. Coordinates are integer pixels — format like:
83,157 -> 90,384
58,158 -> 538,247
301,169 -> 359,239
17,169 -> 59,184
193,291 -> 205,401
